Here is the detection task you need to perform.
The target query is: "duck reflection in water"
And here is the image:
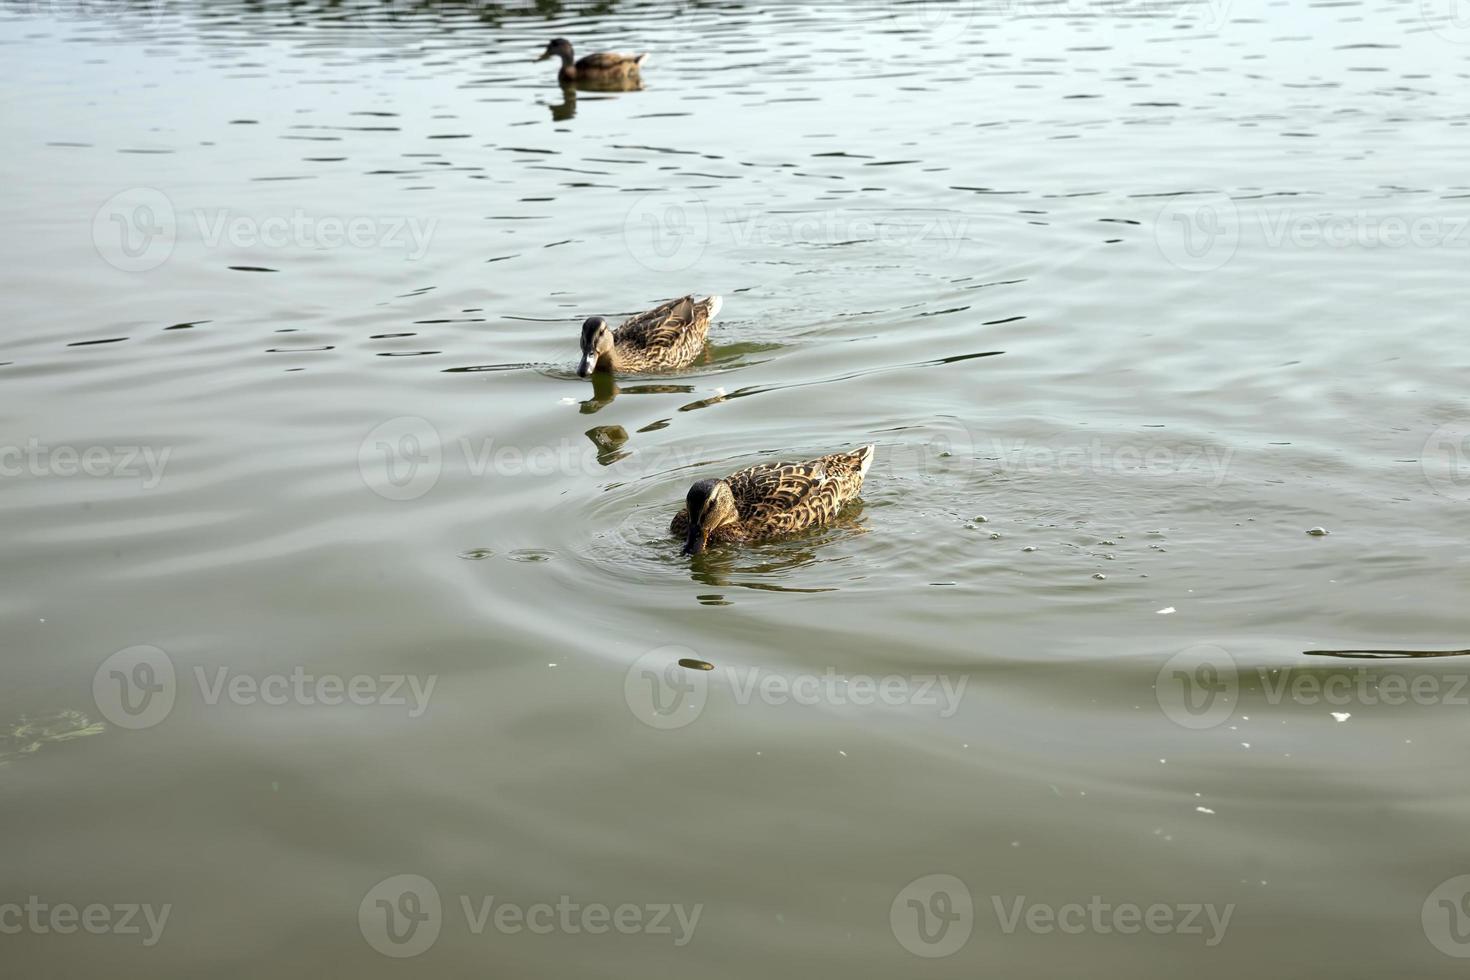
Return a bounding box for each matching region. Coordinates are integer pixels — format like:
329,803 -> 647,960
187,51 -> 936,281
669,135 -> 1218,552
544,75 -> 645,122
578,374 -> 695,415
682,511 -> 869,593
585,425 -> 630,466
547,86 -> 576,122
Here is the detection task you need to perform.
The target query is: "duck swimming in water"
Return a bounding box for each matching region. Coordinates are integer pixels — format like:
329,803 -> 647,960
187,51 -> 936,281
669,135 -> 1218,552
536,38 -> 648,87
578,295 -> 722,377
671,446 -> 876,556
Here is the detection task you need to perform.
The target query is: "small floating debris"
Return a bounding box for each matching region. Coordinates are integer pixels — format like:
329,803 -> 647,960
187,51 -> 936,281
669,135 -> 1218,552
971,515 -> 989,523
1021,546 -> 1037,553
1157,606 -> 1176,615
458,549 -> 495,561
678,658 -> 714,671
507,549 -> 554,563
1092,572 -> 1107,580
989,532 -> 1001,540
1196,806 -> 1216,815
1331,712 -> 1351,723
1306,527 -> 1329,536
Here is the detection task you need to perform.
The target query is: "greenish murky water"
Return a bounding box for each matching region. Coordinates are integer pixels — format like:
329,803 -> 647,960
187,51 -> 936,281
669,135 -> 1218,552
2,0 -> 1469,976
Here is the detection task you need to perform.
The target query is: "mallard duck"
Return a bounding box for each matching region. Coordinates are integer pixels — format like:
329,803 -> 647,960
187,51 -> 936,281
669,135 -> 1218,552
578,294 -> 722,377
671,446 -> 876,555
536,38 -> 647,86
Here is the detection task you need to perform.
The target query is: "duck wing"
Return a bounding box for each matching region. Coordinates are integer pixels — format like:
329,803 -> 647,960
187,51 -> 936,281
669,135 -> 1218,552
731,446 -> 874,530
725,458 -> 835,532
576,51 -> 645,71
615,295 -> 710,350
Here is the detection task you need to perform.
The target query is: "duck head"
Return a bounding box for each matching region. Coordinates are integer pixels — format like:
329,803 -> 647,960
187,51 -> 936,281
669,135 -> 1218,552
537,38 -> 574,64
578,316 -> 613,377
682,478 -> 738,556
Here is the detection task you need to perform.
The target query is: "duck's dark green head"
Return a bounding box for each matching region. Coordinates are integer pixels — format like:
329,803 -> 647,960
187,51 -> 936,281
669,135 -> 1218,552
537,38 -> 574,63
578,316 -> 612,378
682,478 -> 738,556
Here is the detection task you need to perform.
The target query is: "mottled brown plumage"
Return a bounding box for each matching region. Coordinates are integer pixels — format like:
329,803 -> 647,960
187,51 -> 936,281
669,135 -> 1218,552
578,295 -> 722,377
537,38 -> 647,86
671,446 -> 876,555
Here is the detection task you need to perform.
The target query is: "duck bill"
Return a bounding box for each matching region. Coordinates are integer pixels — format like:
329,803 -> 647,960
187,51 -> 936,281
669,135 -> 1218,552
681,525 -> 706,556
576,350 -> 598,378
535,51 -> 552,62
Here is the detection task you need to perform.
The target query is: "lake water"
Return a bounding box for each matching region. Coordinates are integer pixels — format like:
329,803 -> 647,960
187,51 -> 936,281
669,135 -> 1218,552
3,0 -> 1469,975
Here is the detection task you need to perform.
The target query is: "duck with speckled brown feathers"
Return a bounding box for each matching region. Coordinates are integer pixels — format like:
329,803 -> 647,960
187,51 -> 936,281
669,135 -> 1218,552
578,294 -> 722,377
671,446 -> 876,556
537,38 -> 647,87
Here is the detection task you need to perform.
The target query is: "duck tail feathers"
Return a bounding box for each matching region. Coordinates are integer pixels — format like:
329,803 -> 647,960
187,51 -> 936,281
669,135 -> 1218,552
701,294 -> 723,319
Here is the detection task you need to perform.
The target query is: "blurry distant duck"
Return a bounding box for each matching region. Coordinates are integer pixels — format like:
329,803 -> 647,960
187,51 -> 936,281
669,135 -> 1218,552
578,294 -> 722,377
536,38 -> 648,86
671,446 -> 876,556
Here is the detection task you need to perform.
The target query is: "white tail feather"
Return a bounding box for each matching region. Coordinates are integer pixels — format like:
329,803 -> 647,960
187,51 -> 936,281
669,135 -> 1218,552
702,294 -> 723,319
856,444 -> 875,479
635,53 -> 650,66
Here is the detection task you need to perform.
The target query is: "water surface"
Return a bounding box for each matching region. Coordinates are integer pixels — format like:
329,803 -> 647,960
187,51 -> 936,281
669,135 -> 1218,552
2,0 -> 1469,976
